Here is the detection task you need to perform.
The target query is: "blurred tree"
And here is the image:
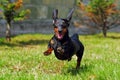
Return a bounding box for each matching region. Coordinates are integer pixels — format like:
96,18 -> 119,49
77,0 -> 120,37
0,0 -> 30,41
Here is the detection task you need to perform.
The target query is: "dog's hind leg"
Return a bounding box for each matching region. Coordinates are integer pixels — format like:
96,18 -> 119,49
71,34 -> 83,68
76,47 -> 84,69
76,57 -> 81,69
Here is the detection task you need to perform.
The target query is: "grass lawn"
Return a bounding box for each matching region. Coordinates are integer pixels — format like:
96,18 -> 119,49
0,33 -> 120,80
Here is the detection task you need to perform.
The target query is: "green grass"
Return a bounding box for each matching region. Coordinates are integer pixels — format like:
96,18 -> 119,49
0,33 -> 120,80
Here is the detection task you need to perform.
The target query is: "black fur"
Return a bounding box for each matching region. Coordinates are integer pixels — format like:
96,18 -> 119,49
48,32 -> 84,61
44,9 -> 84,69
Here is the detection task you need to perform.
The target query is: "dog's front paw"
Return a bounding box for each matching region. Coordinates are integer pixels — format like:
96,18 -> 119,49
43,48 -> 53,56
43,51 -> 51,56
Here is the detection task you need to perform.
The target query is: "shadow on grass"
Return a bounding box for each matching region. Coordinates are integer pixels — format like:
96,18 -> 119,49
96,35 -> 120,39
18,39 -> 48,45
0,39 -> 49,47
107,36 -> 120,39
62,64 -> 93,76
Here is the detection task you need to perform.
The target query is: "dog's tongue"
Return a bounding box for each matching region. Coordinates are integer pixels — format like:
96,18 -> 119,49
58,34 -> 63,39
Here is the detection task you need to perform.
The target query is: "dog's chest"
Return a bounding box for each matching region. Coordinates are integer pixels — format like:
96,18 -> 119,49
50,38 -> 75,60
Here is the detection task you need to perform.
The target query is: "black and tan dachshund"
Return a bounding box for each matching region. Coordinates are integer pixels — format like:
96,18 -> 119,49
43,9 -> 84,69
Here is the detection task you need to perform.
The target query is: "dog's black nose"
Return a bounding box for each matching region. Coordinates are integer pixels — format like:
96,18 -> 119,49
58,30 -> 62,33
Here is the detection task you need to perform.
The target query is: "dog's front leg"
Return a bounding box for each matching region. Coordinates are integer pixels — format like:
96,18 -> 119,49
43,48 -> 53,56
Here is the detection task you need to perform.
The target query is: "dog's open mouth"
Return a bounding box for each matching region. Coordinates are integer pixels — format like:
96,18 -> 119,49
57,33 -> 63,40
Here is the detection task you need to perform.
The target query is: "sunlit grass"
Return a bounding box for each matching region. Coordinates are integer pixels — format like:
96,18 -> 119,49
0,33 -> 120,80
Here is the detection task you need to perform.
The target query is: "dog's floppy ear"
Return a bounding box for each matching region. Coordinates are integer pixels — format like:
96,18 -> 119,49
52,9 -> 58,21
67,8 -> 74,21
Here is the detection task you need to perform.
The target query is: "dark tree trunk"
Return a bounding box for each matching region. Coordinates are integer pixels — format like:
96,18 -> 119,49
6,22 -> 11,41
102,27 -> 107,37
102,20 -> 108,37
102,19 -> 108,37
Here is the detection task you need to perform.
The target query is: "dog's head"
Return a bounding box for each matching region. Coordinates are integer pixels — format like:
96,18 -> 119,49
52,9 -> 74,40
